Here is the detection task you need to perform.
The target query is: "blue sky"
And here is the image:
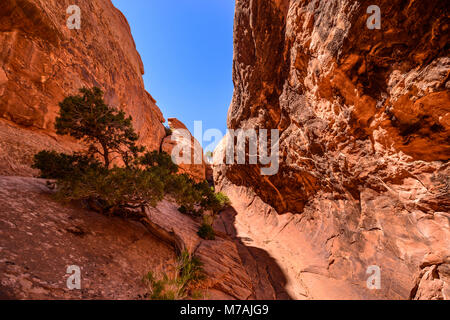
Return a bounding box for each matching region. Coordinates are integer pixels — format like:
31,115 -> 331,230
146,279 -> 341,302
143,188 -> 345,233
111,0 -> 235,151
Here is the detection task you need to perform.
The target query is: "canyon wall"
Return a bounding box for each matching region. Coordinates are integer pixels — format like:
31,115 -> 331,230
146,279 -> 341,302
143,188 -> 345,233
214,0 -> 449,299
0,0 -> 166,175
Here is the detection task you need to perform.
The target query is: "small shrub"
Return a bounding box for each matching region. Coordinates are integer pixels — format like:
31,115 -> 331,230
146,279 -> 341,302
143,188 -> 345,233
205,151 -> 213,158
195,182 -> 231,214
140,151 -> 178,175
190,290 -> 204,300
197,222 -> 215,240
32,150 -> 101,179
178,205 -> 203,217
205,151 -> 213,163
177,250 -> 205,285
209,192 -> 231,214
168,174 -> 202,213
178,205 -> 188,214
54,167 -> 165,215
142,271 -> 177,300
143,250 -> 205,300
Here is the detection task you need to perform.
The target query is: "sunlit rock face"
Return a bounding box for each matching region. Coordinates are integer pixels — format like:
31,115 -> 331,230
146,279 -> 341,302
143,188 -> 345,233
0,0 -> 165,175
214,0 -> 449,299
161,118 -> 207,182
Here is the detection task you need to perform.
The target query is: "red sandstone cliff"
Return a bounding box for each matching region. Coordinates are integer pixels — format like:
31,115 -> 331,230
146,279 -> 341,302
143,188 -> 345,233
214,0 -> 449,299
0,0 -> 166,175
0,1 -> 223,300
1,0 -> 449,301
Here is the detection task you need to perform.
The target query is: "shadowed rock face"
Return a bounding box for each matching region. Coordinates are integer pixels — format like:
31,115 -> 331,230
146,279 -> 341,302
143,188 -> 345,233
0,0 -> 165,175
214,0 -> 449,299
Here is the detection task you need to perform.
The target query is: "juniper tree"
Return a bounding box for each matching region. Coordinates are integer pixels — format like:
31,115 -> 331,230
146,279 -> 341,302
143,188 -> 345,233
55,87 -> 143,168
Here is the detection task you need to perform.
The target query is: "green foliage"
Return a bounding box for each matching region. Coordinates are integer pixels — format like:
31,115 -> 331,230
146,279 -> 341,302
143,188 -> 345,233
142,271 -> 176,300
178,250 -> 205,285
171,180 -> 231,216
140,151 -> 178,176
143,250 -> 205,300
32,150 -> 168,216
212,192 -> 231,212
178,205 -> 188,214
169,174 -> 203,214
195,181 -> 231,214
55,87 -> 143,168
54,167 -> 165,214
205,151 -> 213,158
32,150 -> 101,179
197,222 -> 215,240
33,148 -> 229,218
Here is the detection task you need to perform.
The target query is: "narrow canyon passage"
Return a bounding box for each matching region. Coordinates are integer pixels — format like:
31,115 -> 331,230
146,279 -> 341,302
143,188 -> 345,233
0,0 -> 448,301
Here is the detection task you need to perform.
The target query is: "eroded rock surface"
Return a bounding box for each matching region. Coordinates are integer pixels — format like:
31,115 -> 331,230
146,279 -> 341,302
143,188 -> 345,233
145,200 -> 254,299
162,118 -> 206,182
214,0 -> 450,300
0,176 -> 265,300
0,176 -> 176,299
0,119 -> 81,177
0,0 -> 166,175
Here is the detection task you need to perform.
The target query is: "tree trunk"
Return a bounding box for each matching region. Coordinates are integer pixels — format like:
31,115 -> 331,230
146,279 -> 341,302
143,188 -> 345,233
101,142 -> 110,168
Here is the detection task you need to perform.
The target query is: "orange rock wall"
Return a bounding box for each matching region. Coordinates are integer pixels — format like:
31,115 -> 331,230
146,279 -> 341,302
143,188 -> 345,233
214,0 -> 449,299
0,0 -> 166,174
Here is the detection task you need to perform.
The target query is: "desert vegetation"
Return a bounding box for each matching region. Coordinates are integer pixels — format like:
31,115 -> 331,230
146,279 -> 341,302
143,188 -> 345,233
142,250 -> 205,300
32,87 -> 229,218
31,87 -> 230,297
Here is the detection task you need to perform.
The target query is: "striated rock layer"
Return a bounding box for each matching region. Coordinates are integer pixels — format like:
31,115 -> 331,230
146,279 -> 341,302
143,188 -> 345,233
214,0 -> 450,299
0,0 -> 165,175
